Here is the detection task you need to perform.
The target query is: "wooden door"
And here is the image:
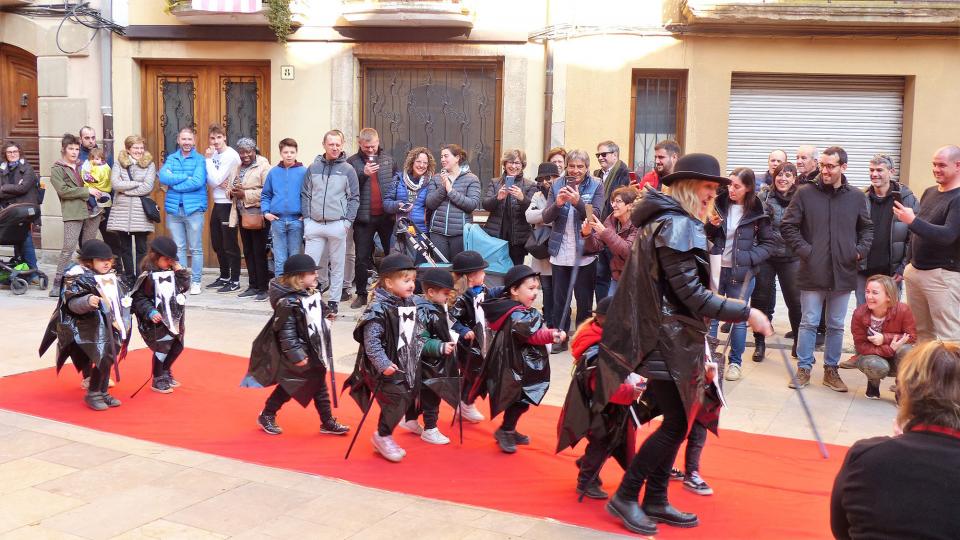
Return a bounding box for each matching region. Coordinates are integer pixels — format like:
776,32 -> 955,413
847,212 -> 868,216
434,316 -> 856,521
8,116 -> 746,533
1,43 -> 41,248
142,61 -> 270,267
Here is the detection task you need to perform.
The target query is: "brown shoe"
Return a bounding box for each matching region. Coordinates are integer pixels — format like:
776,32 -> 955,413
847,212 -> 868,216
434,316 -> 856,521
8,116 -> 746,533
839,355 -> 860,369
823,366 -> 849,392
789,367 -> 811,389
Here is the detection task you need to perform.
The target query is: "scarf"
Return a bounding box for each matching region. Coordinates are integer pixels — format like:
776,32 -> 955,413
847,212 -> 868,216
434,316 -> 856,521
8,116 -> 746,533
401,172 -> 427,203
602,160 -> 624,200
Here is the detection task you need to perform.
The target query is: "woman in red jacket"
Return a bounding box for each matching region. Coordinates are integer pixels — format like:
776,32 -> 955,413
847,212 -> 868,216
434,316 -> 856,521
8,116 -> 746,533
851,274 -> 916,399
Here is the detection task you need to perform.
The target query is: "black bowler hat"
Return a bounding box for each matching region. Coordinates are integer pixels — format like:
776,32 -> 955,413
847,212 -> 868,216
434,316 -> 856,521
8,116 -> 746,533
149,236 -> 178,261
536,162 -> 560,180
451,251 -> 488,274
78,239 -> 114,260
420,267 -> 454,290
283,254 -> 321,275
379,253 -> 416,275
659,153 -> 731,186
502,264 -> 540,291
594,296 -> 613,316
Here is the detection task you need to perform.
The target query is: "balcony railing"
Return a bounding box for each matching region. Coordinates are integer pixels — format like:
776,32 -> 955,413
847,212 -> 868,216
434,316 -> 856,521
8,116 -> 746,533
340,0 -> 472,27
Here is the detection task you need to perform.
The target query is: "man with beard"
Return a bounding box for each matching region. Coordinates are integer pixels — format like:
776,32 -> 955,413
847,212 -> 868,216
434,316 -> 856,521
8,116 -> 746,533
637,140 -> 679,191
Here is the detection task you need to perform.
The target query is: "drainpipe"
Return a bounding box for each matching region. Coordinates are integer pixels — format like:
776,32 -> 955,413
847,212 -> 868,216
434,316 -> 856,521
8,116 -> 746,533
542,37 -> 554,159
99,0 -> 114,159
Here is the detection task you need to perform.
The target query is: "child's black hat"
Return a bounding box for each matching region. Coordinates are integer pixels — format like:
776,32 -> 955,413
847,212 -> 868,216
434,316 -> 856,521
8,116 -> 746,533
502,264 -> 540,292
594,295 -> 613,316
149,236 -> 178,261
420,267 -> 454,290
451,250 -> 488,274
379,253 -> 416,275
78,239 -> 114,260
283,254 -> 321,275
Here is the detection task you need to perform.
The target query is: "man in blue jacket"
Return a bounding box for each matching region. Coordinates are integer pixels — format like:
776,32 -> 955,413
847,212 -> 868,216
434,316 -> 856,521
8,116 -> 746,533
159,127 -> 208,294
262,137 -> 306,277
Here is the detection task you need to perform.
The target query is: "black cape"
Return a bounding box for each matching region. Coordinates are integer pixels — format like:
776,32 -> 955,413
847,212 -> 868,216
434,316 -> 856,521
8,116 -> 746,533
130,268 -> 190,353
414,296 -> 460,408
451,285 -> 494,400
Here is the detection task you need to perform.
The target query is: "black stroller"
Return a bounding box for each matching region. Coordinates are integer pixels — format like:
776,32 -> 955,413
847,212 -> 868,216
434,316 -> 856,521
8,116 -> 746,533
394,216 -> 448,265
0,203 -> 49,294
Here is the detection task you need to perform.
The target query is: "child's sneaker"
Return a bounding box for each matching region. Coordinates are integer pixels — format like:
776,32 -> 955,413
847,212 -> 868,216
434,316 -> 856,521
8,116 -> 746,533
669,467 -> 684,481
493,428 -> 517,454
101,393 -> 122,408
151,376 -> 173,394
683,472 -> 714,495
257,413 -> 282,435
371,433 -> 404,462
398,419 -> 423,435
84,392 -> 108,411
420,428 -> 450,445
165,370 -> 180,388
459,402 -> 485,423
80,377 -> 90,390
513,430 -> 531,445
320,418 -> 350,435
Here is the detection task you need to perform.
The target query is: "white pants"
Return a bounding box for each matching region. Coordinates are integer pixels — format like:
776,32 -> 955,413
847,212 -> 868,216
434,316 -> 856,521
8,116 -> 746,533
305,218 -> 349,303
343,223 -> 355,293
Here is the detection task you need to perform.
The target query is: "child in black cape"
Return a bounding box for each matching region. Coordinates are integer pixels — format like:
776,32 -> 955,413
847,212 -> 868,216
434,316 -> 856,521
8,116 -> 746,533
397,267 -> 459,445
344,253 -> 424,462
245,254 -> 350,436
130,236 -> 190,393
449,250 -> 498,424
480,264 -> 565,454
39,239 -> 131,411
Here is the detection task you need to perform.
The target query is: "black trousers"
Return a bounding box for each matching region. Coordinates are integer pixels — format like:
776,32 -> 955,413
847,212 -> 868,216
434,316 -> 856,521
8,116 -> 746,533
508,244 -> 527,266
594,248 -> 612,302
540,274 -> 556,328
552,261 -> 598,333
98,207 -> 125,276
579,431 -> 613,487
501,401 -> 530,431
114,231 -> 149,284
210,203 -> 241,282
354,215 -> 394,295
683,421 -> 708,475
404,385 -> 442,430
239,224 -> 271,291
429,233 -> 464,263
263,375 -> 334,422
88,363 -> 112,394
151,339 -> 184,377
616,379 -> 687,505
377,374 -> 413,436
751,258 -> 802,335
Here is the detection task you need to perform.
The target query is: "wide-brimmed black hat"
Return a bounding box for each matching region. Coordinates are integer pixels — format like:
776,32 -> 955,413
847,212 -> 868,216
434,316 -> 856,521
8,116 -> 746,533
378,253 -> 416,275
149,236 -> 178,261
594,296 -> 613,316
283,254 -> 321,275
451,251 -> 488,274
420,267 -> 454,290
78,239 -> 114,260
502,264 -> 540,291
536,162 -> 560,180
659,153 -> 731,186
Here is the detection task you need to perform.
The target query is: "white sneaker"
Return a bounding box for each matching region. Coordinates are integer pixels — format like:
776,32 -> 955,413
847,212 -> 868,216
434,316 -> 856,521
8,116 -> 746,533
371,433 -> 404,462
398,419 -> 423,435
190,283 -> 201,295
80,377 -> 90,390
459,402 -> 485,423
421,427 -> 450,445
724,363 -> 742,381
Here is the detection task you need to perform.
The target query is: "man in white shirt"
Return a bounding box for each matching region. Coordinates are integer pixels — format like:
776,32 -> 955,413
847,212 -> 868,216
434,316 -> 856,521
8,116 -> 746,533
203,123 -> 242,293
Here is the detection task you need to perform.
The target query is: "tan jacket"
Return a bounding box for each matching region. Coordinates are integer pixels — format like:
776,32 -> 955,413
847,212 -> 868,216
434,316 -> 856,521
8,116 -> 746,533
229,154 -> 271,227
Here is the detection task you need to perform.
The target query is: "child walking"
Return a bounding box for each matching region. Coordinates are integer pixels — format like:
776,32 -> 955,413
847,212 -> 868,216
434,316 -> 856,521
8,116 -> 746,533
397,267 -> 459,445
131,236 -> 191,393
245,254 -> 350,436
450,250 -> 496,423
345,254 -> 423,462
39,239 -> 130,410
480,265 -> 565,454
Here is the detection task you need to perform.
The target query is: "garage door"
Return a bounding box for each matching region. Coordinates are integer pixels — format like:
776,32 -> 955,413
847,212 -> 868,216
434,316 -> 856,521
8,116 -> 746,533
727,74 -> 905,187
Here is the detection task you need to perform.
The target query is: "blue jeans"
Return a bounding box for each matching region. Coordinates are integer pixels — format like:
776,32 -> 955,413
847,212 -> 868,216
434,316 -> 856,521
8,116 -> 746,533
270,217 -> 304,276
167,210 -> 205,284
608,279 -> 618,297
796,290 -> 851,370
15,231 -> 38,269
708,267 -> 755,365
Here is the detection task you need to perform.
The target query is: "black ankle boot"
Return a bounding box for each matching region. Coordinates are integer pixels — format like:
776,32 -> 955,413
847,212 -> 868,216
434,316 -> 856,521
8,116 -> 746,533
642,503 -> 699,528
606,494 -> 658,535
752,334 -> 766,362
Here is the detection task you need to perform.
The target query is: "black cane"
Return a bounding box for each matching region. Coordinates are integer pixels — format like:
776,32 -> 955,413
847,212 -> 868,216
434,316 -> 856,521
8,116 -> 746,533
130,374 -> 152,398
344,378 -> 384,460
776,336 -> 830,459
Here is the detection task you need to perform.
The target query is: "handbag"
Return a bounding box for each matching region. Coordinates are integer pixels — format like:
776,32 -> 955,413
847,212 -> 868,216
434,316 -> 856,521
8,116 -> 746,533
524,225 -> 552,260
141,196 -> 162,224
239,204 -> 265,230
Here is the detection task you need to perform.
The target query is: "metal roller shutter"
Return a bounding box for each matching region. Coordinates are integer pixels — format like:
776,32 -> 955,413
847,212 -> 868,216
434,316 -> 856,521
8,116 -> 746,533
727,74 -> 905,187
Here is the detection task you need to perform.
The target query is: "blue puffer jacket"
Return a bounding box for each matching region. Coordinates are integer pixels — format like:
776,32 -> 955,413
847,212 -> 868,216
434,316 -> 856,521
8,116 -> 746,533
384,171 -> 430,232
261,162 -> 305,218
159,149 -> 207,215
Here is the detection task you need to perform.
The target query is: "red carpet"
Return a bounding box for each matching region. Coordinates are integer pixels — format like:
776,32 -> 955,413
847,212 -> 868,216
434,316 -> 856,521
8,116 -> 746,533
0,349 -> 845,538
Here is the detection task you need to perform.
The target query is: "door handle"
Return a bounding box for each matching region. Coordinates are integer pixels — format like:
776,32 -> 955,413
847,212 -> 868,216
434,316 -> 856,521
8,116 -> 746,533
20,93 -> 29,107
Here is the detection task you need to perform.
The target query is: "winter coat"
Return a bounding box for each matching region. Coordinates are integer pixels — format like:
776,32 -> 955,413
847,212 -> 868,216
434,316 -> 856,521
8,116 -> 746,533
425,167 -> 482,237
245,279 -> 335,407
49,161 -> 92,222
384,171 -> 430,233
851,303 -> 917,360
228,155 -> 271,227
705,194 -> 776,284
524,189 -> 553,276
0,159 -> 40,207
413,296 -> 461,408
481,174 -> 537,246
594,160 -> 631,219
347,150 -> 398,225
302,152 -> 360,223
594,189 -> 750,427
131,266 -> 190,352
106,150 -> 157,233
158,149 -> 208,215
781,174 -> 874,292
541,175 -> 605,258
583,214 -> 639,281
452,284 -> 496,400
260,162 -> 305,218
859,182 -> 919,276
762,186 -> 798,261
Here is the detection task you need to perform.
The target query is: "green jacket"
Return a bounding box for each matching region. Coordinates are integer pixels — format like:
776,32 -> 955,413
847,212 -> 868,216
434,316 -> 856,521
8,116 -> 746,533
50,161 -> 93,222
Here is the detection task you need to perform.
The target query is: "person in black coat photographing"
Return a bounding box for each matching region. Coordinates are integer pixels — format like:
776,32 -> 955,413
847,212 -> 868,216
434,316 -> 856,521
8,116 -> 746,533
595,154 -> 773,535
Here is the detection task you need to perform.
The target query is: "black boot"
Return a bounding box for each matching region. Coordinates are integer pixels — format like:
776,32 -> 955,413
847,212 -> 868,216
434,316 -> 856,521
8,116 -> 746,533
752,333 -> 766,362
791,339 -> 798,359
642,503 -> 699,528
576,481 -> 609,500
606,494 -> 658,535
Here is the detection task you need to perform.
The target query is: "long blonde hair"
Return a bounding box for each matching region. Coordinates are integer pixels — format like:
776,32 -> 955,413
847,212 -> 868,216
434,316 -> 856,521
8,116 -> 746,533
664,179 -> 714,222
278,272 -> 315,293
896,341 -> 960,431
369,269 -> 417,303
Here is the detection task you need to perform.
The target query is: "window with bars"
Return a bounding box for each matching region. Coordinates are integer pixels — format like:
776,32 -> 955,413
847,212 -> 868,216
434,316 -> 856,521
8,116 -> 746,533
630,71 -> 687,175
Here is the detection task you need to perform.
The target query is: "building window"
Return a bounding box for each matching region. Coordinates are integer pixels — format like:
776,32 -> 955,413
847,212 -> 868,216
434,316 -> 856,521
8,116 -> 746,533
631,70 -> 687,174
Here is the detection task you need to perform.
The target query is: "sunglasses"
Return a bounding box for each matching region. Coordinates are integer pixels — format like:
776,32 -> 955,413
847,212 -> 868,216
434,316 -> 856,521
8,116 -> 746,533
595,151 -> 614,159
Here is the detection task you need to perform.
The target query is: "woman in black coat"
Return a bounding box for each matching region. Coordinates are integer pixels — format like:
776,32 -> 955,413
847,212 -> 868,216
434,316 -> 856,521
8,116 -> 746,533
0,141 -> 41,269
482,149 -> 537,265
597,154 -> 772,535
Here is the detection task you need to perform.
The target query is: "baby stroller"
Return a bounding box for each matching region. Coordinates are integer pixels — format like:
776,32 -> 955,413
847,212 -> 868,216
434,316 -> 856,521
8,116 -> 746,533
395,216 -> 448,265
0,203 -> 49,294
